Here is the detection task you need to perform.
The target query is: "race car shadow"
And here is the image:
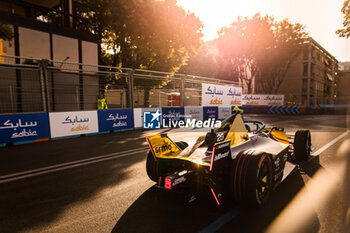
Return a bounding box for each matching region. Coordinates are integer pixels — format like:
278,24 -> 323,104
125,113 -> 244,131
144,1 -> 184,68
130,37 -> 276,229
300,155 -> 323,178
112,165 -> 321,233
218,168 -> 321,233
111,185 -> 232,233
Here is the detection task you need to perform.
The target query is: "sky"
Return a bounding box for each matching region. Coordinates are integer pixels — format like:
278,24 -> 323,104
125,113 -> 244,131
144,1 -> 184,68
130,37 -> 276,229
177,0 -> 350,62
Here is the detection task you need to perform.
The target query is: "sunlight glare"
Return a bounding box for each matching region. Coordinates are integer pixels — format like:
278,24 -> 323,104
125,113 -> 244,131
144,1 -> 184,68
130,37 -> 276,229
177,0 -> 265,41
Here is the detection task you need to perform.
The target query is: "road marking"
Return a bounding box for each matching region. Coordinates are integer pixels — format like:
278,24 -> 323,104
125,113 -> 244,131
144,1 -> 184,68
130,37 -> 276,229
312,130 -> 349,155
0,147 -> 148,184
198,206 -> 244,233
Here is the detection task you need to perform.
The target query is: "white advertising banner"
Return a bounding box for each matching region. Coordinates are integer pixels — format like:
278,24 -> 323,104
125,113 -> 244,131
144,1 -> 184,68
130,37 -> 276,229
218,107 -> 232,119
133,108 -> 142,128
202,83 -> 242,106
242,95 -> 284,105
49,111 -> 99,138
184,106 -> 203,121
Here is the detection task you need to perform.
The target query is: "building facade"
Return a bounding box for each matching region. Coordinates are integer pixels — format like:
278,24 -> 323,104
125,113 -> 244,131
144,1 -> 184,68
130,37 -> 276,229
0,0 -> 101,113
337,71 -> 350,104
339,62 -> 350,71
278,38 -> 338,106
0,0 -> 99,64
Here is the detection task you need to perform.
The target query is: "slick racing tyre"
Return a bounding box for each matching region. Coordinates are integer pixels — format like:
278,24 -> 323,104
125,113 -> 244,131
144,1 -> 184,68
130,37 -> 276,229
146,141 -> 188,182
293,130 -> 311,162
231,151 -> 273,206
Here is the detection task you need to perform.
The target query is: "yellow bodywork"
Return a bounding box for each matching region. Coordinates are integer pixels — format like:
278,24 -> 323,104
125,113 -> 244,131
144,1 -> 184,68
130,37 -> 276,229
146,134 -> 182,158
224,113 -> 250,147
146,134 -> 209,165
267,128 -> 289,145
146,113 -> 252,166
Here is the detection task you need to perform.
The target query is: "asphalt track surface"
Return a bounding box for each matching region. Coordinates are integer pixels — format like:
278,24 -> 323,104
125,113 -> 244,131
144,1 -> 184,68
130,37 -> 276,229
0,114 -> 349,233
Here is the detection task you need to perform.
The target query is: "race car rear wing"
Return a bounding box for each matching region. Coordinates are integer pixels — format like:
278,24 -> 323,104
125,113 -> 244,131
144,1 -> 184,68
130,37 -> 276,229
146,133 -> 182,159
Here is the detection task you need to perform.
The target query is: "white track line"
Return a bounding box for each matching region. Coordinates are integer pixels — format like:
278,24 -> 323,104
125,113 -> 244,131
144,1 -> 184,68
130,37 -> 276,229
312,131 -> 349,155
0,147 -> 148,184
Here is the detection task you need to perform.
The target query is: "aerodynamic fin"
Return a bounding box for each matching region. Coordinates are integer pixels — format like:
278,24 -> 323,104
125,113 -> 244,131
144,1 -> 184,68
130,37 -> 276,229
209,140 -> 232,172
146,134 -> 182,159
225,113 -> 249,147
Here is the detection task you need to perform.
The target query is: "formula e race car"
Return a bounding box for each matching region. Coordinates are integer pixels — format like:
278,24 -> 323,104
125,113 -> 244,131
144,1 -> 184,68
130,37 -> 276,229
145,112 -> 312,206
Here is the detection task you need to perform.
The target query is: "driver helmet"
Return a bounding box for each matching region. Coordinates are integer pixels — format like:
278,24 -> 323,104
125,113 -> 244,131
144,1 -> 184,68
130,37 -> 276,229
233,106 -> 244,113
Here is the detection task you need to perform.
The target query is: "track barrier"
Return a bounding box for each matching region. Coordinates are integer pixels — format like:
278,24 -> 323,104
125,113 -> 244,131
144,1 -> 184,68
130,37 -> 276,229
1,105 -> 348,146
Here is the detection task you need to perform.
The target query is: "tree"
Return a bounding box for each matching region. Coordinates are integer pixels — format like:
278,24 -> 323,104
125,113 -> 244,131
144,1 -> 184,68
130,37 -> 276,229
216,14 -> 307,94
336,0 -> 350,38
76,0 -> 203,107
76,0 -> 202,72
257,19 -> 307,94
217,14 -> 275,93
179,41 -> 220,78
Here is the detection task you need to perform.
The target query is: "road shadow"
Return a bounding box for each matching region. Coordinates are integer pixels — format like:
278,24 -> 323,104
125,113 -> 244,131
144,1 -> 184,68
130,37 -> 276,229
112,163 -> 321,233
112,186 -> 233,233
0,129 -> 150,233
218,168 -> 320,233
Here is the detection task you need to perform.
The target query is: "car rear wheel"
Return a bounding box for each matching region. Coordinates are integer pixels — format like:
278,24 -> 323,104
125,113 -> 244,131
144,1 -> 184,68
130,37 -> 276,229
146,141 -> 188,182
230,151 -> 273,206
293,130 -> 311,162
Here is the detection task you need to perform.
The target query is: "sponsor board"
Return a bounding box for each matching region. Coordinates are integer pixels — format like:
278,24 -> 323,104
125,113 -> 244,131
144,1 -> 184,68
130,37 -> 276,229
202,83 -> 242,106
49,111 -> 98,138
98,109 -> 134,132
242,94 -> 284,105
0,113 -> 50,144
225,86 -> 242,106
218,107 -> 232,120
203,106 -> 218,120
184,106 -> 203,121
133,108 -> 142,128
162,107 -> 185,124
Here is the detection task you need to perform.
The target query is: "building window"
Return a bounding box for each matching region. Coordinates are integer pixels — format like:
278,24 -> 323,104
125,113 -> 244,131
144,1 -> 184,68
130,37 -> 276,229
303,48 -> 308,60
303,63 -> 308,76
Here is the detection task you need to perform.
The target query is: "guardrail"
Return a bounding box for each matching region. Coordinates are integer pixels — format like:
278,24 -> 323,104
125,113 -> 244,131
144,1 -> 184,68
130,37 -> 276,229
0,54 -> 241,114
0,106 -> 236,146
1,105 -> 348,146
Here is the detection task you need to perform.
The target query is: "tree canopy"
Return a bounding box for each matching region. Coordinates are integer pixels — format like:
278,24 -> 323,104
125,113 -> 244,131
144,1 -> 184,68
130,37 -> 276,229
76,0 -> 203,73
181,14 -> 307,94
337,0 -> 350,38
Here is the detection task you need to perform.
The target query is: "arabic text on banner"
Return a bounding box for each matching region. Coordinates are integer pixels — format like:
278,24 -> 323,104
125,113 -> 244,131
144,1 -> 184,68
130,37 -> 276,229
98,109 -> 134,132
49,111 -> 99,138
241,95 -> 284,105
0,113 -> 50,144
201,83 -> 242,106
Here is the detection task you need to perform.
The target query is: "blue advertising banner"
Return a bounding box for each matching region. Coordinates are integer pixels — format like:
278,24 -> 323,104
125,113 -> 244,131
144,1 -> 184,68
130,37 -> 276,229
203,106 -> 218,120
161,107 -> 185,127
0,113 -> 50,144
98,109 -> 134,132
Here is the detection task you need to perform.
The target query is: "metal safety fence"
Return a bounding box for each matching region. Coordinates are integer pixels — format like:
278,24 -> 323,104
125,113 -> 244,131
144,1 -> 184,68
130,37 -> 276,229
0,54 -> 240,114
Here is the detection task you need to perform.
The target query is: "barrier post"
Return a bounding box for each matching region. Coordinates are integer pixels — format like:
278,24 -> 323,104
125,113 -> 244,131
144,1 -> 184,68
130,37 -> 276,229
180,74 -> 185,107
39,59 -> 50,112
128,69 -> 134,109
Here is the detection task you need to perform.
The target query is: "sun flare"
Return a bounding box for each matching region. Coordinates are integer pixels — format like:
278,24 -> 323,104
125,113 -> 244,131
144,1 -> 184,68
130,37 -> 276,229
177,0 -> 265,41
